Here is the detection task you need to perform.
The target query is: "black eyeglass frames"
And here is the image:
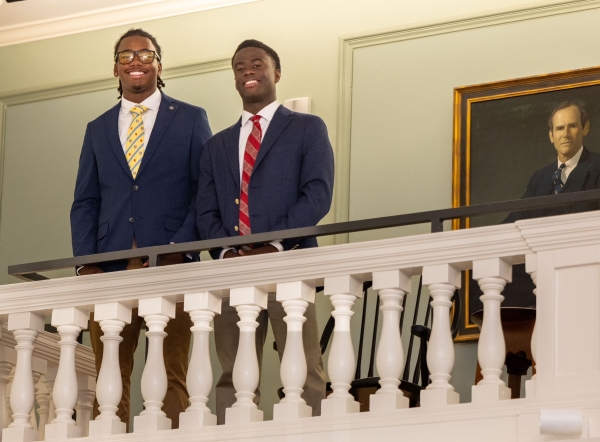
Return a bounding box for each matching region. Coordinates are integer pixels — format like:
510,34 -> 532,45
115,50 -> 160,65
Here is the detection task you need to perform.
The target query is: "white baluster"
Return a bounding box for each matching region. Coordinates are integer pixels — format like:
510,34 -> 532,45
273,281 -> 315,421
0,346 -> 16,431
6,366 -> 14,427
179,292 -> 221,429
29,357 -> 46,432
525,253 -> 538,398
75,374 -> 95,437
420,264 -> 460,407
370,270 -> 411,412
89,302 -> 131,436
321,275 -> 363,416
225,287 -> 268,425
133,297 -> 175,433
35,376 -> 49,441
45,308 -> 87,441
3,312 -> 44,442
45,366 -> 58,424
471,258 -> 512,402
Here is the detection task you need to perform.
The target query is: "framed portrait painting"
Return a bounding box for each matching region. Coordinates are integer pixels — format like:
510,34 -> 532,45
452,66 -> 600,340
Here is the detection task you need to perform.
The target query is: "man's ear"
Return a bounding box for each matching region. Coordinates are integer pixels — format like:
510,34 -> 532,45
274,69 -> 281,83
113,64 -> 118,77
157,62 -> 162,77
549,129 -> 554,144
583,120 -> 591,137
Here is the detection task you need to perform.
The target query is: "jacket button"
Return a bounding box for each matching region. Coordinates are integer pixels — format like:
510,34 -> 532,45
129,217 -> 134,223
235,198 -> 239,205
234,226 -> 239,232
133,185 -> 139,191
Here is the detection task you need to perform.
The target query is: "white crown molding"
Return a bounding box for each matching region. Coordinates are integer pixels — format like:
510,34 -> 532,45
0,0 -> 259,48
332,0 -> 600,245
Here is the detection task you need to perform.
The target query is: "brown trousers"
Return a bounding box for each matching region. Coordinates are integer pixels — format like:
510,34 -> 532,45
214,294 -> 326,424
90,254 -> 192,433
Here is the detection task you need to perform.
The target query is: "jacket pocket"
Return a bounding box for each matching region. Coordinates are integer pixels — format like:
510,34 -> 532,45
96,222 -> 109,242
164,216 -> 183,232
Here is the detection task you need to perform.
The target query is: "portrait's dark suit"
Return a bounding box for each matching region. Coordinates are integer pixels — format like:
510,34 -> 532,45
71,93 -> 212,429
197,105 -> 334,423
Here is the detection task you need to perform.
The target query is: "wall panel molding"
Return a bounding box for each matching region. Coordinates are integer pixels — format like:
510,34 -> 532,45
333,0 -> 600,244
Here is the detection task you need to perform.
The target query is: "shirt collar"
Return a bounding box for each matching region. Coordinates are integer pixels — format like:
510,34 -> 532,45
241,101 -> 280,126
560,145 -> 584,168
120,89 -> 162,114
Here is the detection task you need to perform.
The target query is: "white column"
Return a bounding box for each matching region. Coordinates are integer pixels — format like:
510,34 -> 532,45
133,297 -> 175,433
45,307 -> 87,441
321,275 -> 363,416
3,312 -> 44,442
88,302 -> 131,436
35,376 -> 49,441
0,345 -> 16,431
75,374 -> 96,437
44,366 -> 58,425
525,253 -> 538,398
273,281 -> 315,421
471,258 -> 512,403
179,292 -> 221,429
29,357 -> 46,432
420,264 -> 460,407
225,287 -> 268,425
370,270 -> 411,412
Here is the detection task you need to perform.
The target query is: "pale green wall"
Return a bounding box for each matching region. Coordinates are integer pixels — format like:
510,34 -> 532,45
0,0 -> 589,425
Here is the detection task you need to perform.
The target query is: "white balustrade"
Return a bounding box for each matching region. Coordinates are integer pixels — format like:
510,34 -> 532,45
89,302 -> 131,436
525,253 -> 538,399
321,275 -> 363,416
5,366 -> 14,428
28,356 -> 46,433
420,264 -> 460,407
273,281 -> 315,421
3,312 -> 44,442
75,374 -> 95,437
179,292 -> 220,429
44,366 -> 57,425
370,270 -> 411,412
34,377 -> 49,441
226,287 -> 268,425
134,297 -> 175,433
0,345 -> 16,432
471,258 -> 512,403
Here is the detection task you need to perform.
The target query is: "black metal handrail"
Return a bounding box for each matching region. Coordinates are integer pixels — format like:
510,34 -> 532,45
9,188 -> 600,281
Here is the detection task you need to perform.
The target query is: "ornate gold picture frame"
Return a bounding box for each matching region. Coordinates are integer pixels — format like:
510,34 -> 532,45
452,66 -> 600,341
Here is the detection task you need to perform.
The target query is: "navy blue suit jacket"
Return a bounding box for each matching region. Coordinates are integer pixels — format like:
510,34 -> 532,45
71,93 -> 212,270
197,105 -> 334,259
504,146 -> 600,222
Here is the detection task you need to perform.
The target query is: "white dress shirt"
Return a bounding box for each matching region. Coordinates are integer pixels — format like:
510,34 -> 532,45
220,101 -> 283,258
118,88 -> 162,152
558,145 -> 584,182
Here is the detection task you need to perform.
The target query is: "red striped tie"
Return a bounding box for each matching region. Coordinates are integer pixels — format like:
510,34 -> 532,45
239,115 -> 262,235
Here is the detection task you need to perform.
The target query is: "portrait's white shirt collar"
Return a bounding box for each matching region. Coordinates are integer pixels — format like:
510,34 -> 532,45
120,88 -> 162,115
560,145 -> 583,169
240,100 -> 280,126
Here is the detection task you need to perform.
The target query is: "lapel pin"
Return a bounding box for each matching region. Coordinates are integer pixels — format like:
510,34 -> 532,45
169,106 -> 175,110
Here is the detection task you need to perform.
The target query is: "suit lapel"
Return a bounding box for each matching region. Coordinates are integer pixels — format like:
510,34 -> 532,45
564,147 -> 591,192
137,93 -> 177,179
253,106 -> 293,172
105,103 -> 133,180
225,121 -> 241,189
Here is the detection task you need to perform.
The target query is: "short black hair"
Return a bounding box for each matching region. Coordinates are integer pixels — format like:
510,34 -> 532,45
231,39 -> 281,71
548,101 -> 589,131
113,28 -> 165,99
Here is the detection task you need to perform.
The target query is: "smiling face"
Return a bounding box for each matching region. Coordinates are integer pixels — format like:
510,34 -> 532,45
113,35 -> 162,102
232,46 -> 280,114
549,105 -> 590,162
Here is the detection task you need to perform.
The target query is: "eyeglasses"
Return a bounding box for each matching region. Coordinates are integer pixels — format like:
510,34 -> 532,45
115,50 -> 160,65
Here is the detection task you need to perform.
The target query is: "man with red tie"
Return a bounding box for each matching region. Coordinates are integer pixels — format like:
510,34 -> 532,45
196,39 -> 334,423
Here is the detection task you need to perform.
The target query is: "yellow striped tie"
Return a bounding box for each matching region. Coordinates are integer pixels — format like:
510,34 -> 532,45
125,105 -> 149,179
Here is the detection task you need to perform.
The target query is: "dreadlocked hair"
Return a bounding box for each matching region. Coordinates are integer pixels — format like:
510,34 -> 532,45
114,28 -> 165,99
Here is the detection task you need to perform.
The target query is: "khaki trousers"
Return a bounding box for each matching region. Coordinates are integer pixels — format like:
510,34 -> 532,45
214,294 -> 326,424
90,302 -> 192,431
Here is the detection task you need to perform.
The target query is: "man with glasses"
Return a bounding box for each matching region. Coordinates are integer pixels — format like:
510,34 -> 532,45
70,28 -> 212,430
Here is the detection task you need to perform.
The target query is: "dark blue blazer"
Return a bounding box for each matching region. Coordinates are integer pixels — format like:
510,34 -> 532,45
70,93 -> 212,269
504,146 -> 600,222
197,105 -> 334,259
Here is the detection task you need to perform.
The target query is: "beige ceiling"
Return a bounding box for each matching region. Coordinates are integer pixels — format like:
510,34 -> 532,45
0,0 -> 259,47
